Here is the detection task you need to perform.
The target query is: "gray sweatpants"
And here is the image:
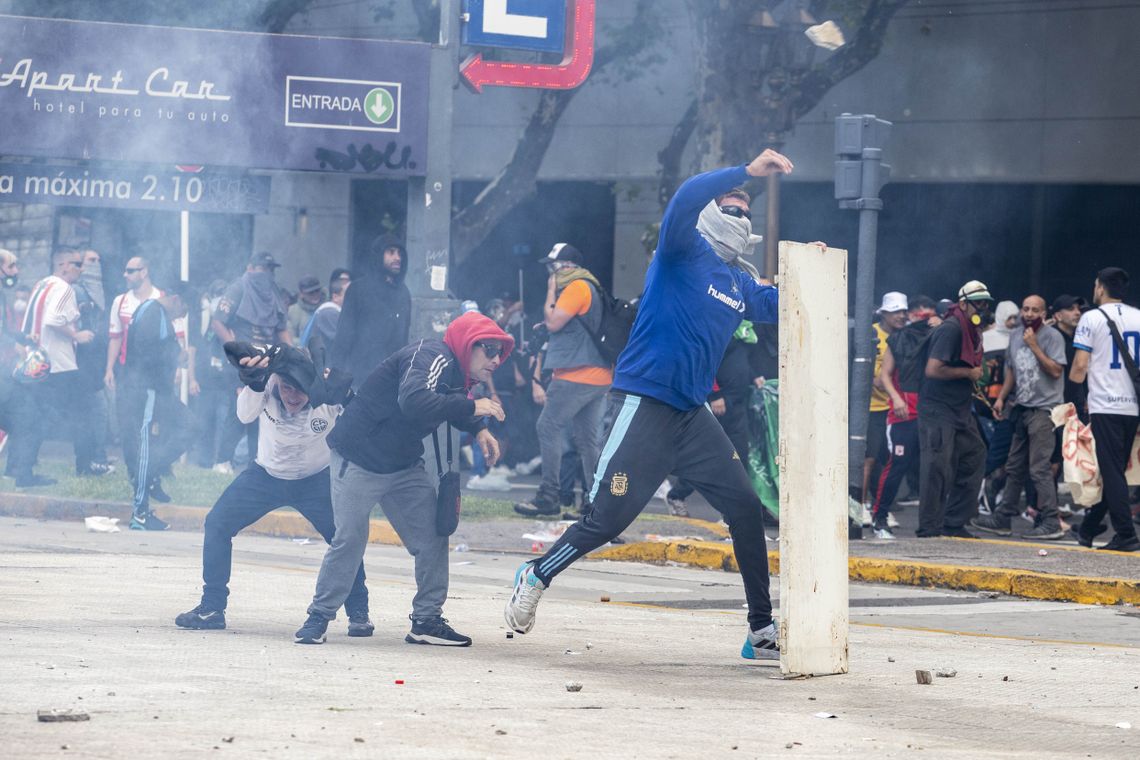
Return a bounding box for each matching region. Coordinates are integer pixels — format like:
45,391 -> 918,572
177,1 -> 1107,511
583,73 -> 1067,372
308,451 -> 448,620
536,378 -> 609,501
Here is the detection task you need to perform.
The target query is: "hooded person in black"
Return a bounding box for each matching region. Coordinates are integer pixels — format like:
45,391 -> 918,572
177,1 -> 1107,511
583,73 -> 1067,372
329,234 -> 410,388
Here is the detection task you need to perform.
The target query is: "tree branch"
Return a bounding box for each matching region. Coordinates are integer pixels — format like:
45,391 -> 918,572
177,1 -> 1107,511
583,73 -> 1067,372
657,98 -> 698,208
452,0 -> 661,265
257,0 -> 316,33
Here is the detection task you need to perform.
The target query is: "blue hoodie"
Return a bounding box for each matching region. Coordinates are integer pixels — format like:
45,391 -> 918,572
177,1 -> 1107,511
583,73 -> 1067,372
613,165 -> 778,410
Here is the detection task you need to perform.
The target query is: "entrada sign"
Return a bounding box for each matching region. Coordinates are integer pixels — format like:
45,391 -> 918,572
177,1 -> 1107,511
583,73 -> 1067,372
0,15 -> 430,174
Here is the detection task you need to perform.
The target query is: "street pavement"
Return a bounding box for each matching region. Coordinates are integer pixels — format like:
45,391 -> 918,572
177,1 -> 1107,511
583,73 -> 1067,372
2,516 -> 1139,758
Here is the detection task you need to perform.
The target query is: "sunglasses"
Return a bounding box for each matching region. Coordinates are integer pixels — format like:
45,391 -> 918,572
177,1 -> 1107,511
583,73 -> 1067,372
475,341 -> 503,360
124,267 -> 144,274
719,205 -> 751,220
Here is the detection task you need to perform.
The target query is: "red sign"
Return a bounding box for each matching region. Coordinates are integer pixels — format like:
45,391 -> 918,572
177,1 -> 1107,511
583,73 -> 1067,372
461,0 -> 595,93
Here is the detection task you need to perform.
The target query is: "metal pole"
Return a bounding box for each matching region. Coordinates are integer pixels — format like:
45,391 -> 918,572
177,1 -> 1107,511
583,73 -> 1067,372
846,147 -> 883,491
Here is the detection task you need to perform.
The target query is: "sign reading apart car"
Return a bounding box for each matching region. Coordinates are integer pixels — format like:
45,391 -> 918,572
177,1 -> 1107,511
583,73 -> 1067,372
461,0 -> 567,54
0,15 -> 429,175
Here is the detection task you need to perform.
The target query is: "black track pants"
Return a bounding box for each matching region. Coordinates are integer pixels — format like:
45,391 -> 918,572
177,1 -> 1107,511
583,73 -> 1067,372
532,392 -> 773,630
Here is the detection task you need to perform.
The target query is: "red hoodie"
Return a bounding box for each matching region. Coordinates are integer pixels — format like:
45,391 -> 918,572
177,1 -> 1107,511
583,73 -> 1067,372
443,312 -> 515,388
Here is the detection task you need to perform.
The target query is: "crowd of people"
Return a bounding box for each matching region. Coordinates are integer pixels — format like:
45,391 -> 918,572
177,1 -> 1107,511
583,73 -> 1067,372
0,147 -> 1136,659
860,269 -> 1140,552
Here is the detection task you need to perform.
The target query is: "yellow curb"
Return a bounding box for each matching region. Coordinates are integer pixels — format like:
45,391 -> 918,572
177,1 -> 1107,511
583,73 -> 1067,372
671,516 -> 731,539
595,539 -> 1140,606
945,534 -> 1140,558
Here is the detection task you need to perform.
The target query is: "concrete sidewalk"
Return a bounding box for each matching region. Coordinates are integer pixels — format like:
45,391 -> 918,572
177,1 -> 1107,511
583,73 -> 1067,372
3,487 -> 1140,607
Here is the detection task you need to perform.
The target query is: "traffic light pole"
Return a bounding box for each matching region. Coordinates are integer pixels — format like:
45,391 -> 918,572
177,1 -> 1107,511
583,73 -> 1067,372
845,146 -> 884,495
834,114 -> 891,505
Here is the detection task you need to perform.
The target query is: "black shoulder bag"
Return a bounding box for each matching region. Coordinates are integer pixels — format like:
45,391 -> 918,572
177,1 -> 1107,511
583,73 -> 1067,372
432,424 -> 462,536
1097,307 -> 1140,401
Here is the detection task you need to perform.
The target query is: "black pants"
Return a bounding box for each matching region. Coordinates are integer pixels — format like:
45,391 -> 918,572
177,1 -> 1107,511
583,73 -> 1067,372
532,392 -> 773,630
669,391 -> 750,501
873,419 -> 918,526
1081,414 -> 1140,542
119,380 -> 193,513
917,409 -> 986,536
199,463 -> 369,612
8,370 -> 96,477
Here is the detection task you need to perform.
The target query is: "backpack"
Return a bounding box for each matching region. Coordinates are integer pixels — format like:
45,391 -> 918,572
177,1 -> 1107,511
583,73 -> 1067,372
887,320 -> 933,393
581,282 -> 638,365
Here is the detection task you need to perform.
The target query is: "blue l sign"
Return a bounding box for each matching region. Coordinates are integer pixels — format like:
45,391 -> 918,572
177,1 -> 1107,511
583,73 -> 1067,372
462,0 -> 567,54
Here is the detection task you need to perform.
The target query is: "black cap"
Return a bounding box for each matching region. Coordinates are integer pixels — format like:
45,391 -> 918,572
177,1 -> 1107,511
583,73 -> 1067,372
298,275 -> 321,293
270,346 -> 317,395
541,243 -> 583,265
1051,294 -> 1087,313
249,251 -> 280,269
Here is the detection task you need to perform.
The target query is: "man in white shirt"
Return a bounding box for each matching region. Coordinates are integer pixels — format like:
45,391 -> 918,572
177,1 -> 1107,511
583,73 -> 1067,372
175,346 -> 370,633
1069,267 -> 1140,552
8,248 -> 102,486
105,256 -> 188,391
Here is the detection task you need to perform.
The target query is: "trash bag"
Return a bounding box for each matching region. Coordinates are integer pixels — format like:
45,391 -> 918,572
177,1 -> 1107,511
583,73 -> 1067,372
746,380 -> 780,519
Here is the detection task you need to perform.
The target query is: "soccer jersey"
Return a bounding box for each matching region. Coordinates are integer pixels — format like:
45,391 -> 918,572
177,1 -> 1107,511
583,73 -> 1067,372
23,275 -> 79,373
1073,303 -> 1140,416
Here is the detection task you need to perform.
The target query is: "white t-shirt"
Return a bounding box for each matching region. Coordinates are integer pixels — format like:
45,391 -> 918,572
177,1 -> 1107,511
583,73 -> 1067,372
25,275 -> 79,374
1073,303 -> 1140,416
109,287 -> 188,365
237,376 -> 341,480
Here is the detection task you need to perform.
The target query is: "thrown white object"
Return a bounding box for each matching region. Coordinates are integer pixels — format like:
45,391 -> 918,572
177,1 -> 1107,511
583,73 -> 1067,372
805,21 -> 845,50
84,516 -> 120,533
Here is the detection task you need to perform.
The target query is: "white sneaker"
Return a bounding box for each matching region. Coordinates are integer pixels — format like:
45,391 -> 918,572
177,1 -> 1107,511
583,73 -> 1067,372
504,562 -> 546,634
652,479 -> 671,501
467,473 -> 512,491
514,456 -> 542,476
741,622 -> 779,661
212,462 -> 233,475
887,513 -> 900,529
488,465 -> 514,478
861,504 -> 873,527
873,527 -> 896,540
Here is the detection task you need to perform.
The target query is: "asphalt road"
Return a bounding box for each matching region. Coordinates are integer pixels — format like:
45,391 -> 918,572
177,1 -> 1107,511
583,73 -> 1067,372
2,516 -> 1139,758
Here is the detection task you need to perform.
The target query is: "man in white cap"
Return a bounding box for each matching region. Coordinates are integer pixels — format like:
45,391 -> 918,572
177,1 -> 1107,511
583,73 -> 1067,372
861,292 -> 909,525
916,280 -> 993,538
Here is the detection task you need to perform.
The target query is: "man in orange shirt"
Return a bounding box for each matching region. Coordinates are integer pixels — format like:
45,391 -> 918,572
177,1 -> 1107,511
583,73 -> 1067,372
515,244 -> 612,517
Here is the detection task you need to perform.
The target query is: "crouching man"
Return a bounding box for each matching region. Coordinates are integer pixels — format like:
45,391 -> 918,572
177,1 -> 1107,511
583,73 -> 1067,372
175,345 -> 370,634
294,311 -> 511,646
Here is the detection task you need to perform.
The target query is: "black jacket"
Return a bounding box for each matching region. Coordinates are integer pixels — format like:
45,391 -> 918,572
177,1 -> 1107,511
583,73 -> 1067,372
329,238 -> 411,388
327,338 -> 484,474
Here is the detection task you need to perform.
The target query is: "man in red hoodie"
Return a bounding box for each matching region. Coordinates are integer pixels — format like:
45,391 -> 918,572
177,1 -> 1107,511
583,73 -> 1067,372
294,312 -> 512,646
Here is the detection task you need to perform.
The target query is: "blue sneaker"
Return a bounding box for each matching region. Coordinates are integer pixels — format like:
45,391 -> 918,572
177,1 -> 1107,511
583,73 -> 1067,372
504,562 -> 546,634
741,622 -> 779,661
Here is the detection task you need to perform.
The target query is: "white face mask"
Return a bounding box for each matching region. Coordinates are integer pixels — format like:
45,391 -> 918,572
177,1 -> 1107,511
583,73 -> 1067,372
696,201 -> 763,280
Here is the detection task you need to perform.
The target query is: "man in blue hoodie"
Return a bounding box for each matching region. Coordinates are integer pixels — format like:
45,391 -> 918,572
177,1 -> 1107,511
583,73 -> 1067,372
505,150 -> 799,662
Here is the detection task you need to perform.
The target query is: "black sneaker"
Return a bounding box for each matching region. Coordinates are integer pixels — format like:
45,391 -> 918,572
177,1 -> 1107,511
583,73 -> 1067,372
1023,523 -> 1065,541
346,611 -> 375,637
149,480 -> 172,504
1072,522 -> 1109,547
175,604 -> 226,630
943,526 -> 976,539
1099,535 -> 1140,553
514,494 -> 560,517
294,611 -> 330,644
15,474 -> 56,488
970,514 -> 1012,536
405,616 -> 472,647
130,512 -> 170,531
